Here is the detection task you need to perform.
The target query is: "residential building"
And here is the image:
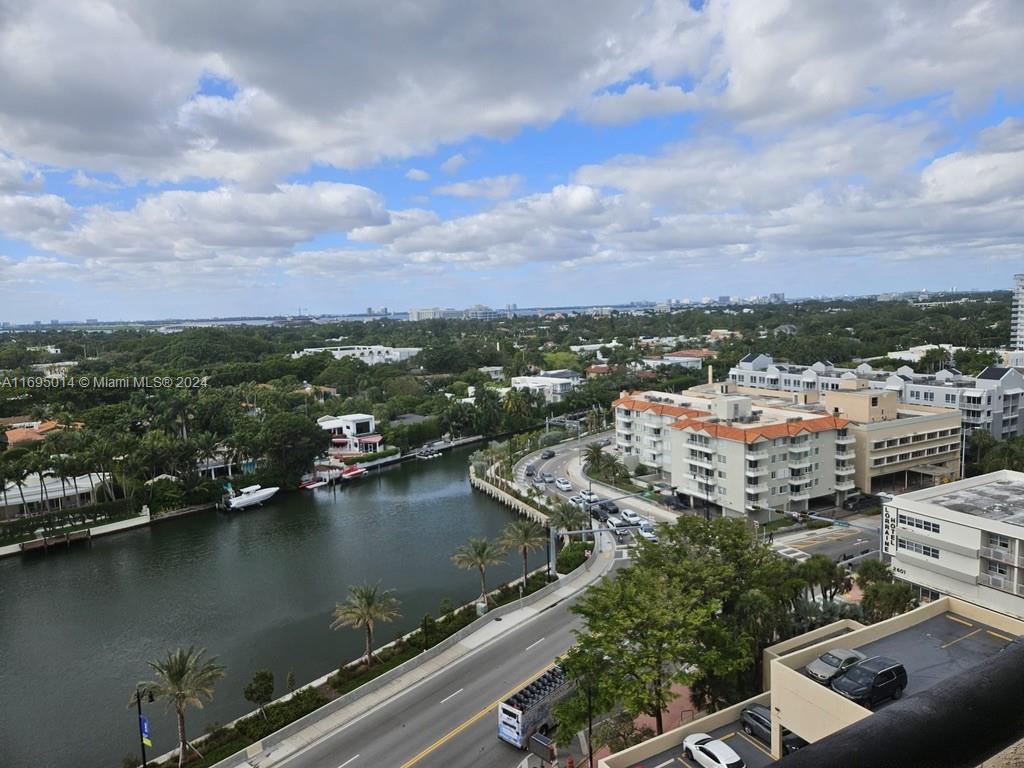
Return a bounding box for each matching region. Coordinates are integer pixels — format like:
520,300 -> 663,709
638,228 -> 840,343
4,419 -> 61,447
666,348 -> 717,360
728,354 -> 1024,442
821,389 -> 961,494
510,375 -> 577,404
407,307 -> 461,321
536,368 -> 583,384
638,355 -> 702,370
884,471 -> 1024,618
1013,273 -> 1024,350
599,596 -> 1024,766
316,414 -> 383,454
477,365 -> 505,380
290,344 -> 422,365
1,473 -> 109,519
886,344 -> 963,364
462,304 -> 500,321
569,340 -> 622,357
613,388 -> 854,519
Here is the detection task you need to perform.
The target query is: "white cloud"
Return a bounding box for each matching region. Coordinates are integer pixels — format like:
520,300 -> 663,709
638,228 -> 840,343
69,170 -> 123,190
432,174 -> 522,200
440,153 -> 468,175
0,193 -> 74,238
405,168 -> 430,181
0,153 -> 43,192
580,83 -> 694,125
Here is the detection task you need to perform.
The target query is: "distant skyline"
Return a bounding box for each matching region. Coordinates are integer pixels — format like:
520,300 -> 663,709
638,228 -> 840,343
1,2 -> 1023,321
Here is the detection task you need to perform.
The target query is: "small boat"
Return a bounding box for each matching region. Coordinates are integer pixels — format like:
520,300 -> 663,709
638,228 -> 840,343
417,446 -> 442,460
299,473 -> 329,489
224,484 -> 280,510
341,465 -> 368,480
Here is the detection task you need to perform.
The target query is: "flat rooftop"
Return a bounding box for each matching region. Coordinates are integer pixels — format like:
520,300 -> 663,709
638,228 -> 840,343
627,717 -> 776,768
831,612 -> 1015,706
902,473 -> 1024,526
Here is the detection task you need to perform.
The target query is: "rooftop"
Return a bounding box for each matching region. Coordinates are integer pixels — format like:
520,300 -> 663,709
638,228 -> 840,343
899,471 -> 1024,526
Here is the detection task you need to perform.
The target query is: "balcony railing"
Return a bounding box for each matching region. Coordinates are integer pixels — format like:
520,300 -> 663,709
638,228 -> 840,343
746,483 -> 769,494
978,573 -> 1014,592
836,434 -> 856,445
836,465 -> 855,475
789,444 -> 811,455
981,546 -> 1013,563
789,490 -> 811,501
835,480 -> 856,491
789,459 -> 813,471
745,465 -> 769,478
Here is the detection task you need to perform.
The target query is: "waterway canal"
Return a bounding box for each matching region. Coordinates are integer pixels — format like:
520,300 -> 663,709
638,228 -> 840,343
0,447 -> 538,768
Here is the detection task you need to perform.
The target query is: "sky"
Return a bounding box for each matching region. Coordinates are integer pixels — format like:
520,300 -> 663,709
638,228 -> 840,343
1,0 -> 1023,322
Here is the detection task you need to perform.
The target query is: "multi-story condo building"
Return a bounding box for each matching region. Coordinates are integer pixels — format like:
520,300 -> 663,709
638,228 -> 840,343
291,344 -> 422,365
462,304 -> 501,321
728,354 -> 1023,442
884,471 -> 1024,618
408,307 -> 462,321
820,388 -> 961,494
613,388 -> 854,520
1013,273 -> 1024,350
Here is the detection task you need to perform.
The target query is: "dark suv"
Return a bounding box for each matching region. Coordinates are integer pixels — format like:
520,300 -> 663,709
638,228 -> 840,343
830,656 -> 907,708
590,506 -> 610,523
598,500 -> 619,515
740,704 -> 806,754
524,465 -> 536,477
540,449 -> 556,459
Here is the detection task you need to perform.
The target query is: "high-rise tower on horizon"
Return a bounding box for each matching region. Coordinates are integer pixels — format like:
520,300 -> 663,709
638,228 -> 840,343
1013,274 -> 1024,350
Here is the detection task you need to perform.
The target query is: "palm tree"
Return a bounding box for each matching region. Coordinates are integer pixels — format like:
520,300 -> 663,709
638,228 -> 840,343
583,443 -> 607,477
331,583 -> 402,670
548,502 -> 587,547
140,646 -> 225,768
501,518 -> 547,588
452,537 -> 506,602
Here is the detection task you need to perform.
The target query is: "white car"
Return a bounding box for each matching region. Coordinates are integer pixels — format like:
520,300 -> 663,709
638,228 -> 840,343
638,528 -> 658,543
682,733 -> 745,768
579,490 -> 599,504
620,508 -> 641,525
568,494 -> 584,508
555,478 -> 573,492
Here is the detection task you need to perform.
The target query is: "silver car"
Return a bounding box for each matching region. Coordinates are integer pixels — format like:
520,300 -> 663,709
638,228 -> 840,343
805,648 -> 867,684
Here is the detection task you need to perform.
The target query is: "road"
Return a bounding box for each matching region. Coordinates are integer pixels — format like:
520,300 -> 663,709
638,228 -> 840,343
254,543 -> 624,768
771,518 -> 881,563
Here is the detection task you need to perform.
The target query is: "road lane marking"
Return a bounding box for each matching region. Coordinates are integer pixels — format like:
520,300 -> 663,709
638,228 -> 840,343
988,630 -> 1015,642
942,627 -> 981,648
737,730 -> 773,757
439,688 -> 463,704
338,756 -> 359,768
525,637 -> 545,652
653,760 -> 675,768
946,614 -> 973,627
399,662 -> 557,768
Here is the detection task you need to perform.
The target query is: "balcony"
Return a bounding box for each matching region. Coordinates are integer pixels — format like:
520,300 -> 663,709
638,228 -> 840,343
689,454 -> 715,469
789,489 -> 811,501
981,546 -> 1013,563
978,573 -> 1014,592
745,465 -> 769,478
789,458 -> 813,471
836,433 -> 856,445
747,443 -> 769,455
789,443 -> 811,456
836,479 -> 856,491
746,482 -> 769,494
836,464 -> 856,476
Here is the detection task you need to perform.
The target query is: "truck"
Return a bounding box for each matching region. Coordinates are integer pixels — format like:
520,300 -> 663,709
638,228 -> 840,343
497,665 -> 576,749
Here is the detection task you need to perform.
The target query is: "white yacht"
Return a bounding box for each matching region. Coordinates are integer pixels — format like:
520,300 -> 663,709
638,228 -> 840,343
223,484 -> 280,510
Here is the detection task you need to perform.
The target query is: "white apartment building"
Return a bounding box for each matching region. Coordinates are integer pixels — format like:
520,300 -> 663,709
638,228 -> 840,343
291,344 -> 422,365
884,471 -> 1024,618
613,389 -> 854,520
728,354 -> 1023,442
1013,273 -> 1024,351
316,413 -> 383,454
408,307 -> 462,321
510,375 -> 577,404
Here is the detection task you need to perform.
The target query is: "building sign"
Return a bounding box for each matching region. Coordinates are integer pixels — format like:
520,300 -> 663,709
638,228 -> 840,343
882,507 -> 896,554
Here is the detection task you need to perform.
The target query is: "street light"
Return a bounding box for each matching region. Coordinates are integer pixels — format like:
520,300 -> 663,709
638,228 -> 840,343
133,686 -> 155,768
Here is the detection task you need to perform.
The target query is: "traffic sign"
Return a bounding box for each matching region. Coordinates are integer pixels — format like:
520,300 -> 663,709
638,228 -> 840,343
834,521 -> 850,528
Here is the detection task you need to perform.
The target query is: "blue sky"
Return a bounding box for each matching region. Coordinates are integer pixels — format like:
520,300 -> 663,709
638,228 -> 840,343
0,1 -> 1023,322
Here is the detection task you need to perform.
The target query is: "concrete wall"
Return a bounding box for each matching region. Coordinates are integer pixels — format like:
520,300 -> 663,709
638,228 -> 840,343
596,692 -> 772,768
762,619 -> 864,691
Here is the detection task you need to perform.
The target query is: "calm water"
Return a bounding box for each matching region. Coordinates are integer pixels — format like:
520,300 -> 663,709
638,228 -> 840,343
0,447 -> 537,768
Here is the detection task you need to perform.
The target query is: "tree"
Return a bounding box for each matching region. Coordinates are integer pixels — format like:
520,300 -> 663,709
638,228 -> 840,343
452,537 -> 506,603
554,645 -> 617,768
243,669 -> 274,718
473,387 -> 503,436
855,558 -> 892,591
331,583 -> 401,670
590,712 -> 655,755
548,502 -> 588,547
258,411 -> 331,485
862,581 -> 918,623
139,647 -> 225,768
500,518 -> 547,587
286,671 -> 296,692
583,443 -> 608,477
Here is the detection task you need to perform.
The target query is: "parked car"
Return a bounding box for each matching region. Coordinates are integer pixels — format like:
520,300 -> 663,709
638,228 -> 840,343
830,657 -> 907,708
638,528 -> 658,543
524,465 -> 536,477
540,449 -> 556,460
661,495 -> 688,510
580,490 -> 599,504
805,648 -> 867,684
876,492 -> 896,503
596,437 -> 613,447
555,478 -> 573,492
569,494 -> 584,508
540,472 -> 556,483
598,500 -> 619,514
682,734 -> 745,768
620,508 -> 641,525
590,506 -> 610,523
607,516 -> 630,536
740,703 -> 807,754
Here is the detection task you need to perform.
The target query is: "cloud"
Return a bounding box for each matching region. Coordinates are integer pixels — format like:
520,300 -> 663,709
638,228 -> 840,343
440,153 -> 468,175
432,174 -> 522,200
405,168 -> 430,181
0,153 -> 43,192
69,170 -> 123,190
580,83 -> 695,125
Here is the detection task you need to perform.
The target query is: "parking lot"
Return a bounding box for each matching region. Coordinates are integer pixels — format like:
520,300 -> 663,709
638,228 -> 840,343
628,719 -> 776,768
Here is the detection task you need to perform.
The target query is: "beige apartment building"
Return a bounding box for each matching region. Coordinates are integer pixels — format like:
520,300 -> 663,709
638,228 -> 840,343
821,388 -> 961,494
614,388 -> 854,520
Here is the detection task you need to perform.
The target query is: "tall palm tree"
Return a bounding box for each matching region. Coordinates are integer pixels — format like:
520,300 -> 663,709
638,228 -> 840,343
331,583 -> 402,670
583,443 -> 607,477
452,537 -> 506,603
139,646 -> 225,768
548,502 -> 587,547
501,519 -> 547,588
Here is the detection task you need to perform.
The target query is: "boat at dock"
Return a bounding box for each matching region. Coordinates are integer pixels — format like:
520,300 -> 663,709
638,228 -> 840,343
416,446 -> 442,460
223,484 -> 280,510
341,465 -> 368,480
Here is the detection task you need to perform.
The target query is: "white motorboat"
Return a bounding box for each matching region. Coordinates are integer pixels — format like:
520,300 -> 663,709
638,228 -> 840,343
224,484 -> 280,510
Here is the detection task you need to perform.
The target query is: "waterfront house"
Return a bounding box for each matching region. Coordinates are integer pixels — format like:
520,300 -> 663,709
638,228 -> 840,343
317,414 -> 384,455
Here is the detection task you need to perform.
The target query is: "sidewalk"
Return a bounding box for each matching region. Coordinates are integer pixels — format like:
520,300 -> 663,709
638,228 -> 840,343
214,535 -> 617,768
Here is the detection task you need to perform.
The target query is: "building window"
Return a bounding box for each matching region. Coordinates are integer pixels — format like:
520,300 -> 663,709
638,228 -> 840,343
945,394 -> 956,404
718,485 -> 727,494
897,537 -> 939,559
718,455 -> 727,463
897,513 -> 941,534
871,397 -> 878,406
718,470 -> 727,478
987,533 -> 1011,550
988,561 -> 1009,577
